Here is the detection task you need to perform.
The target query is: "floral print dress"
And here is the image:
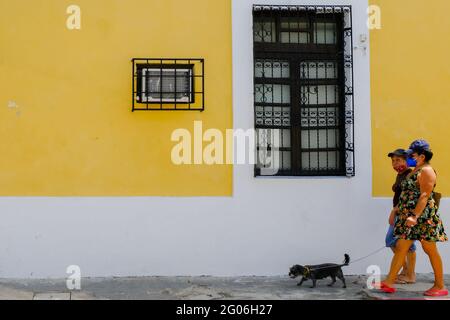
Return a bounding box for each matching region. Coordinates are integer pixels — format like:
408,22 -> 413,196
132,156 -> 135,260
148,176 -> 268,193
394,168 -> 448,242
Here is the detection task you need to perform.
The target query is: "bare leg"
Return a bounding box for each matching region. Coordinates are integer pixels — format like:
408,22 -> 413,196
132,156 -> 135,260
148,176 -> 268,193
421,240 -> 446,290
397,249 -> 417,283
405,250 -> 416,282
384,239 -> 414,286
391,246 -> 408,277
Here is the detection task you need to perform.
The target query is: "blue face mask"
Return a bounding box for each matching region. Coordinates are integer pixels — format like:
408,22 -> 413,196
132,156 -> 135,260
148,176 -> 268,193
407,157 -> 417,167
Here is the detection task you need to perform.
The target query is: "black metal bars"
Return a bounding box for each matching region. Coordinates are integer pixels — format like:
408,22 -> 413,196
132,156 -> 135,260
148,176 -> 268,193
132,58 -> 204,111
253,5 -> 355,177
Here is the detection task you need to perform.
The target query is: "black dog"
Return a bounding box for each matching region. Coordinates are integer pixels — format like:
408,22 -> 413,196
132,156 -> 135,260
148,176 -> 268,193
289,254 -> 350,288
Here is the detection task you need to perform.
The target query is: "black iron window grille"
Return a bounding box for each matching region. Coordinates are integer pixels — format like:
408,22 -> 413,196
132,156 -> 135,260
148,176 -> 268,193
132,58 -> 204,111
253,5 -> 355,177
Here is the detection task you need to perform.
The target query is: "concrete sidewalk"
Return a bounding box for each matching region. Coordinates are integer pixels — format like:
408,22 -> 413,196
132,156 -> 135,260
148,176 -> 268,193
0,274 -> 449,300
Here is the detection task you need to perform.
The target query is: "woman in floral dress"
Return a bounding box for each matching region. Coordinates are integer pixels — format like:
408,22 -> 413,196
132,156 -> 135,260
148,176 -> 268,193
378,140 -> 448,296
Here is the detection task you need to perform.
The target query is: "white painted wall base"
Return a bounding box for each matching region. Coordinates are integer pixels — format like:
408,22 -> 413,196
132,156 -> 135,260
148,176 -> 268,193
1,0 -> 449,278
1,197 -> 449,278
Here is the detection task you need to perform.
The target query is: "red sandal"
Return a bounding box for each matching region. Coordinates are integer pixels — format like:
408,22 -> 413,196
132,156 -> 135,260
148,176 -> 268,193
373,281 -> 396,293
424,288 -> 448,297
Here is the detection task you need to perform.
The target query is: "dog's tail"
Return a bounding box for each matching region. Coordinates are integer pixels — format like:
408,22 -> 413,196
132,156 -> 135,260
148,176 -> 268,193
342,254 -> 350,266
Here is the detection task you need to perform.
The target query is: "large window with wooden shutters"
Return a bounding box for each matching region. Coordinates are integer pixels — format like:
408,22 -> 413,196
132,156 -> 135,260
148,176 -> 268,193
253,5 -> 355,177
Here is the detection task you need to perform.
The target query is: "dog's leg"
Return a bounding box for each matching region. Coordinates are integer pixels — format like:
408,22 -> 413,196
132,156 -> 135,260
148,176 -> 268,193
297,277 -> 306,286
327,275 -> 336,287
310,278 -> 317,288
340,277 -> 347,288
337,270 -> 346,288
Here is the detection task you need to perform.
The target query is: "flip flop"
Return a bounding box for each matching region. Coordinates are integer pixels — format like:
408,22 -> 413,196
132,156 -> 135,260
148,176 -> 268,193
373,282 -> 396,293
424,288 -> 449,297
395,278 -> 407,284
396,275 -> 416,284
404,280 -> 416,284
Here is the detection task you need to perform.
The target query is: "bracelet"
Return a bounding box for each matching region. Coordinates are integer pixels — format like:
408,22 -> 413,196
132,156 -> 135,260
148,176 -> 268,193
407,212 -> 417,218
410,212 -> 422,219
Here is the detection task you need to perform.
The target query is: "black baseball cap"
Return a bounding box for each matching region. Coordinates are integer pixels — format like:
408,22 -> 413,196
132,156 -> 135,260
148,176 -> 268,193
387,148 -> 408,158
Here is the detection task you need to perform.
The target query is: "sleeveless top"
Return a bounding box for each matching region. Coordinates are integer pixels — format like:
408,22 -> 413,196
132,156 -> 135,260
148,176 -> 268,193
393,167 -> 448,242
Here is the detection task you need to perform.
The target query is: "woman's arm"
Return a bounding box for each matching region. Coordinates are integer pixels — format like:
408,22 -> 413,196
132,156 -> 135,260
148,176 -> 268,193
389,205 -> 399,225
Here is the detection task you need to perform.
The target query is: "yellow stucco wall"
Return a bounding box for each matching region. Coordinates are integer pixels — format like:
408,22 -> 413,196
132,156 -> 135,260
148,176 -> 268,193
0,0 -> 232,196
370,0 -> 450,196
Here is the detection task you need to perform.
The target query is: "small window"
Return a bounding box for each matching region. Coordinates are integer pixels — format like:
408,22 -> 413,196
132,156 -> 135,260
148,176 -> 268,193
138,66 -> 194,103
132,58 -> 204,111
